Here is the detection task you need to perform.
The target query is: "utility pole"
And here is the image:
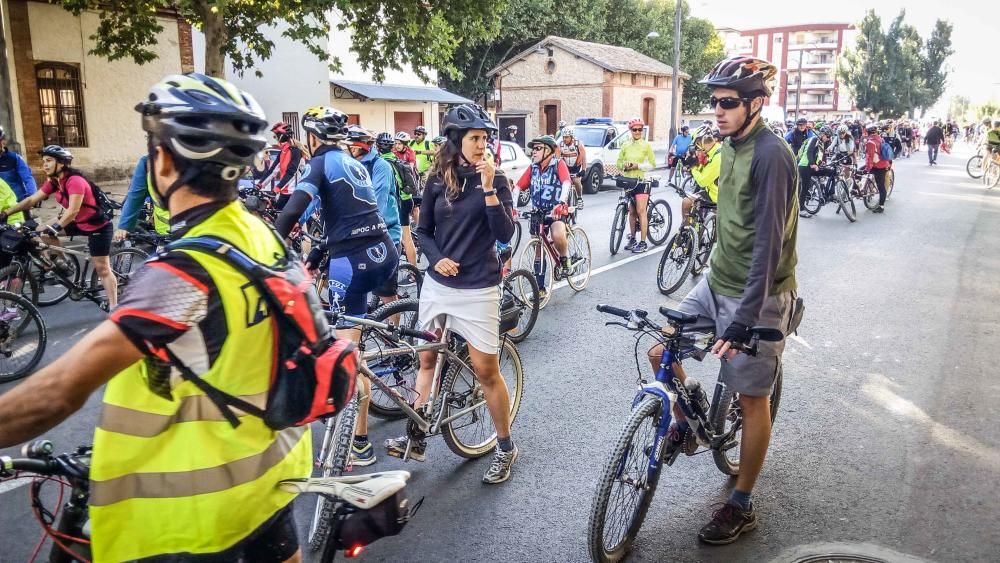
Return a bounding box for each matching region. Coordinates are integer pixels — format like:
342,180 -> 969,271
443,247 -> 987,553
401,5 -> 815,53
793,48 -> 804,119
0,1 -> 20,151
669,0 -> 682,142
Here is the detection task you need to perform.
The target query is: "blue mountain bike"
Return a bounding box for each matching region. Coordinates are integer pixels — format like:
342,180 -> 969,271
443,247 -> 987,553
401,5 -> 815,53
587,304 -> 783,563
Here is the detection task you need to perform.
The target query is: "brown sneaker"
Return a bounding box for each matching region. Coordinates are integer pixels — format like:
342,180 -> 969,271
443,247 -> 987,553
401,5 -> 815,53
697,502 -> 758,545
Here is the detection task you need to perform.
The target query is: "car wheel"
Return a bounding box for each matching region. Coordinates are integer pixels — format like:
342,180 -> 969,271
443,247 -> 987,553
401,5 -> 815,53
584,165 -> 603,195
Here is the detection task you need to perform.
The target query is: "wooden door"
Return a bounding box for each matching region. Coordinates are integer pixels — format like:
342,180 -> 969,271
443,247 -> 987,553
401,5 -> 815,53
642,98 -> 655,139
393,111 -> 424,135
543,105 -> 558,136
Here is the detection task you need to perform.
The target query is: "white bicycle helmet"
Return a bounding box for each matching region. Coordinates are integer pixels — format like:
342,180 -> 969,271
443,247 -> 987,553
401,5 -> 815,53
394,131 -> 411,143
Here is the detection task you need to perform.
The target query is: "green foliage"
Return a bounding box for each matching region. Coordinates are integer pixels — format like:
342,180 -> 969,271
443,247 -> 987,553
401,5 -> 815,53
948,95 -> 971,122
439,0 -> 724,113
51,1 -> 502,80
838,9 -> 953,118
977,101 -> 1000,122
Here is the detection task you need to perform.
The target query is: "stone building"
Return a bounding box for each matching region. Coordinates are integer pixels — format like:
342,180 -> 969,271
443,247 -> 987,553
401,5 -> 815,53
1,1 -> 190,178
487,36 -> 688,144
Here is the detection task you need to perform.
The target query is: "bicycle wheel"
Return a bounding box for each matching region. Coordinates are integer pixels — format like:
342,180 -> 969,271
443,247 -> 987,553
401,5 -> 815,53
0,291 -> 47,383
645,199 -> 672,246
802,179 -> 823,215
0,261 -> 39,305
502,269 -> 539,344
396,262 -> 423,300
441,337 -> 524,458
587,395 -> 665,563
863,177 -> 881,210
656,227 -> 696,296
836,179 -> 857,223
91,248 -> 148,300
566,226 -> 592,291
518,239 -> 554,309
885,168 -> 895,199
709,368 -> 782,476
365,298 -> 420,419
967,154 -> 984,179
308,388 -> 359,552
608,205 -> 627,255
691,215 -> 716,276
510,220 -> 522,256
32,254 -> 78,307
986,162 -> 1000,189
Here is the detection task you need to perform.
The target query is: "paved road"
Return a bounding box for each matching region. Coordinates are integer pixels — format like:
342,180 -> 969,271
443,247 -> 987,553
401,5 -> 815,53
2,148 -> 999,562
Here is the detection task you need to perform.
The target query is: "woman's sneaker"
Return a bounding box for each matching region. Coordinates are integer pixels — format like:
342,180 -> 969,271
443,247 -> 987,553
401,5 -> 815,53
351,440 -> 377,467
624,235 -> 637,251
482,444 -> 519,484
384,435 -> 426,462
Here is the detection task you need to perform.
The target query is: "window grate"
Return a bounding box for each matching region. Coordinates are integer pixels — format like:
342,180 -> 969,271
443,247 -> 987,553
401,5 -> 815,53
281,112 -> 301,140
36,63 -> 87,147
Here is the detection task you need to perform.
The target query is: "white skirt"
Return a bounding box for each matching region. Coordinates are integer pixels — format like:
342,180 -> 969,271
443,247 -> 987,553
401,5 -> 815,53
418,274 -> 501,354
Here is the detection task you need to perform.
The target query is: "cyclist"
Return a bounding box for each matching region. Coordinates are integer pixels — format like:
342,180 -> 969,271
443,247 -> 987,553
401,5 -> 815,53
863,123 -> 889,213
834,124 -> 856,164
987,120 -> 1000,156
409,125 -> 435,181
115,154 -> 170,243
393,131 -> 417,166
796,126 -> 834,218
0,73 -> 312,562
377,132 -> 418,266
648,55 -> 798,545
516,134 -> 576,297
556,127 -> 587,208
267,122 -> 305,209
784,117 -> 814,156
0,145 -> 118,308
0,126 -> 37,204
386,103 -> 518,484
681,123 -> 722,217
616,118 -> 657,253
505,124 -> 519,144
667,125 -> 692,185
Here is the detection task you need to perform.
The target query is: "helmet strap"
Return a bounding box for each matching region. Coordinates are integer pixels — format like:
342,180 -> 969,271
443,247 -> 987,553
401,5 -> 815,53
732,98 -> 762,140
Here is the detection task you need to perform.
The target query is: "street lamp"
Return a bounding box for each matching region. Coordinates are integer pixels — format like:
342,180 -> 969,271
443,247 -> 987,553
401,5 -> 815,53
792,42 -> 817,120
669,0 -> 682,142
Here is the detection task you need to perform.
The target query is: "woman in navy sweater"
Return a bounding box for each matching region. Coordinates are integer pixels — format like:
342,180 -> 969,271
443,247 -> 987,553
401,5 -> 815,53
384,104 -> 518,484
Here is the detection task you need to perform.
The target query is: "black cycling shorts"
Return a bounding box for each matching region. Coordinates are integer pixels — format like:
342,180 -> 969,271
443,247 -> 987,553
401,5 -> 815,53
64,222 -> 113,257
399,198 -> 414,227
135,504 -> 299,562
372,244 -> 403,298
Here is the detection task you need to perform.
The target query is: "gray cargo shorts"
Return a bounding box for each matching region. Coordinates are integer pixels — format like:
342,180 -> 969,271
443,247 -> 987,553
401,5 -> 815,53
677,278 -> 794,397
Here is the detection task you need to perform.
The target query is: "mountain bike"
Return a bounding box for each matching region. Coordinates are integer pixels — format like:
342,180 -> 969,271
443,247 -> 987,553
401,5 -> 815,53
983,153 -> 1000,189
0,439 -> 416,563
801,161 -> 855,222
655,187 -> 715,296
0,290 -> 46,383
519,208 -> 592,309
309,308 -> 523,551
851,170 -> 883,211
967,145 -> 986,179
0,224 -> 147,310
587,305 -> 783,563
608,177 -> 671,255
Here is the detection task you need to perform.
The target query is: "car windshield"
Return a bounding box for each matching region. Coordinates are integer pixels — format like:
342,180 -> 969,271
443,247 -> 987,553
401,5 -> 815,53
575,127 -> 614,147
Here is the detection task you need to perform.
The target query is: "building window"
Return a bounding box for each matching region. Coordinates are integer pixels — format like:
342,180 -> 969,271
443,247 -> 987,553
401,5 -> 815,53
347,114 -> 360,126
36,63 -> 87,147
796,33 -> 805,44
281,112 -> 300,139
546,60 -> 556,74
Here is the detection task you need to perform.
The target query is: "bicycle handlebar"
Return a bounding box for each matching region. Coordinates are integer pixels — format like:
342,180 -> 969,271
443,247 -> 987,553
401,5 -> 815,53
596,304 -> 631,318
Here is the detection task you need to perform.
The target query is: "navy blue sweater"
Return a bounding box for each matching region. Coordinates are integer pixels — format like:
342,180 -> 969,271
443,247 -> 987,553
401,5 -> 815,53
417,167 -> 515,289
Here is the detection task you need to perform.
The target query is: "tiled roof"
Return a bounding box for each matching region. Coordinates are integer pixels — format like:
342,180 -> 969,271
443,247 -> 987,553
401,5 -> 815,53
488,35 -> 690,79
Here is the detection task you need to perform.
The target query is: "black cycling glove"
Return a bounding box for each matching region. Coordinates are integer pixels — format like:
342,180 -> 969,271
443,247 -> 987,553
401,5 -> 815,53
305,248 -> 324,271
720,322 -> 752,346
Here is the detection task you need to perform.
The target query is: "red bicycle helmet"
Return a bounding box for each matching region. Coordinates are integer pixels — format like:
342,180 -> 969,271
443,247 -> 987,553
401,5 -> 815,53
271,122 -> 292,135
627,118 -> 645,130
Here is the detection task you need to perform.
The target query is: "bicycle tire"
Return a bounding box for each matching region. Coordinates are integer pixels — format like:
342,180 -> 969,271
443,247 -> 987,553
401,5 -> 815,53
366,298 -> 421,420
587,395 -> 664,563
885,168 -> 895,199
566,226 -> 592,292
441,338 -> 524,459
709,368 -> 782,476
519,239 -> 554,309
0,261 -> 39,305
656,227 -> 696,296
0,291 -> 47,384
609,205 -> 627,255
691,214 -> 716,276
986,162 -> 1000,189
645,199 -> 672,247
510,220 -> 522,256
862,177 -> 881,210
32,254 -> 78,307
802,179 -> 823,215
502,269 -> 539,344
966,154 -> 984,179
836,179 -> 857,223
395,262 -> 423,300
90,248 -> 148,301
308,388 -> 359,552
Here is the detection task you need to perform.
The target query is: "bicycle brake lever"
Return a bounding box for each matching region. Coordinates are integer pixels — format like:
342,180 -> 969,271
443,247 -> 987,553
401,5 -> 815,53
605,321 -> 628,328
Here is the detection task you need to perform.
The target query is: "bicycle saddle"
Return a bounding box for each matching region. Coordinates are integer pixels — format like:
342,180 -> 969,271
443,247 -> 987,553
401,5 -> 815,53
659,307 -> 698,325
278,470 -> 411,510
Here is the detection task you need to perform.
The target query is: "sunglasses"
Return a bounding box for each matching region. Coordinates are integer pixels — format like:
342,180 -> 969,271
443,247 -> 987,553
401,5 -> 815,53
530,146 -> 545,152
708,96 -> 748,110
630,128 -> 643,132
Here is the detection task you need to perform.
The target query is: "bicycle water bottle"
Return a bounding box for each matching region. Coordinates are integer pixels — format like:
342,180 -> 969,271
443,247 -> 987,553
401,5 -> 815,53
684,379 -> 711,419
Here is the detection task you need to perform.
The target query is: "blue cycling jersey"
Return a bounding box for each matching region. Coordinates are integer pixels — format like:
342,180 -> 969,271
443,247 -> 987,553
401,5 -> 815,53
296,145 -> 389,257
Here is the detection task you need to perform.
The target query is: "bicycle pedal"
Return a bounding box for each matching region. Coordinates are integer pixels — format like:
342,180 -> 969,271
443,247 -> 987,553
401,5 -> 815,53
682,429 -> 700,456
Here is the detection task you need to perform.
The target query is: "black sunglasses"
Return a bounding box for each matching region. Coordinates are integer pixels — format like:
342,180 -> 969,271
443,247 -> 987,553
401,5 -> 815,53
630,128 -> 643,132
708,96 -> 748,110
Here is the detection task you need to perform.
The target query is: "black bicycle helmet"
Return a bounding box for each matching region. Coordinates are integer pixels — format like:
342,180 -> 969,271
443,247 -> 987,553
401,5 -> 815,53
39,144 -> 74,164
375,132 -> 394,153
136,73 -> 267,174
414,125 -> 428,135
528,135 -> 558,151
818,126 -> 833,137
865,124 -> 878,134
796,117 -> 808,125
441,104 -> 498,137
699,56 -> 777,97
301,106 -> 350,142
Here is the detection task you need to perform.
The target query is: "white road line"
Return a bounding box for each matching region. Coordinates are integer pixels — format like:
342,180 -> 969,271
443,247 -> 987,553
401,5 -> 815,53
552,247 -> 662,290
0,478 -> 29,495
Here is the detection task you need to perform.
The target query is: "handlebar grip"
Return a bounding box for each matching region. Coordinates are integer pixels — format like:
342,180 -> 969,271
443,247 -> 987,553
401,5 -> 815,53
399,326 -> 439,342
0,457 -> 53,475
596,304 -> 631,318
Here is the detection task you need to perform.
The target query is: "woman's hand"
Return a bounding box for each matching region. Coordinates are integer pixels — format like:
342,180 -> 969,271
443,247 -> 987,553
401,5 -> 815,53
434,258 -> 460,277
113,229 -> 128,243
475,156 -> 495,189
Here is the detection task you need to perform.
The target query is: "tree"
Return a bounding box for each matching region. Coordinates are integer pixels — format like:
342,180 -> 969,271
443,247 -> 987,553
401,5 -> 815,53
52,1 -> 502,79
948,95 -> 972,122
838,11 -> 887,116
978,101 -> 1000,121
918,20 -> 954,114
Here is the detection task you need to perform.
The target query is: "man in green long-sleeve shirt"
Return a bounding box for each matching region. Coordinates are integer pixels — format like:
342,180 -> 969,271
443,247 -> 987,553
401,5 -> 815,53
616,119 -> 657,252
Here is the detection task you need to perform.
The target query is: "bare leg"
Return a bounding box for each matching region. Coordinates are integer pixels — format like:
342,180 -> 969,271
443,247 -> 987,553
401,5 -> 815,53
550,221 -> 568,258
733,394 -> 772,494
336,327 -> 369,435
467,344 -> 512,441
647,343 -> 688,422
91,256 -> 118,309
636,196 -> 650,242
400,226 -> 417,265
627,203 -> 638,237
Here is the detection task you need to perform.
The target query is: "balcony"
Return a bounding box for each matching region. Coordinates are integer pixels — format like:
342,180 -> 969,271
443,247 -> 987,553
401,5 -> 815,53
788,41 -> 838,51
801,61 -> 834,69
787,102 -> 836,111
788,82 -> 835,90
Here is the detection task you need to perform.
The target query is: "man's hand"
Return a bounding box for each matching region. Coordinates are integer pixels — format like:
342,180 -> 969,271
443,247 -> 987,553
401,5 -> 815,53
113,229 -> 129,243
434,258 -> 460,277
712,322 -> 752,361
810,164 -> 819,171
305,247 -> 324,272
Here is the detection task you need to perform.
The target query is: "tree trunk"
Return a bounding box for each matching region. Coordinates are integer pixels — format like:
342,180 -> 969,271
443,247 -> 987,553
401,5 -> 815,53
200,2 -> 226,78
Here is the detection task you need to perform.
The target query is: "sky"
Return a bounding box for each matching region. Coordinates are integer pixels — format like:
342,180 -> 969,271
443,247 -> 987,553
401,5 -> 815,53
688,0 -> 1000,115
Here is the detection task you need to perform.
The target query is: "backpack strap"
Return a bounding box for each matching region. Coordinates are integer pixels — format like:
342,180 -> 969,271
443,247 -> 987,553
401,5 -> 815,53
162,346 -> 266,428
